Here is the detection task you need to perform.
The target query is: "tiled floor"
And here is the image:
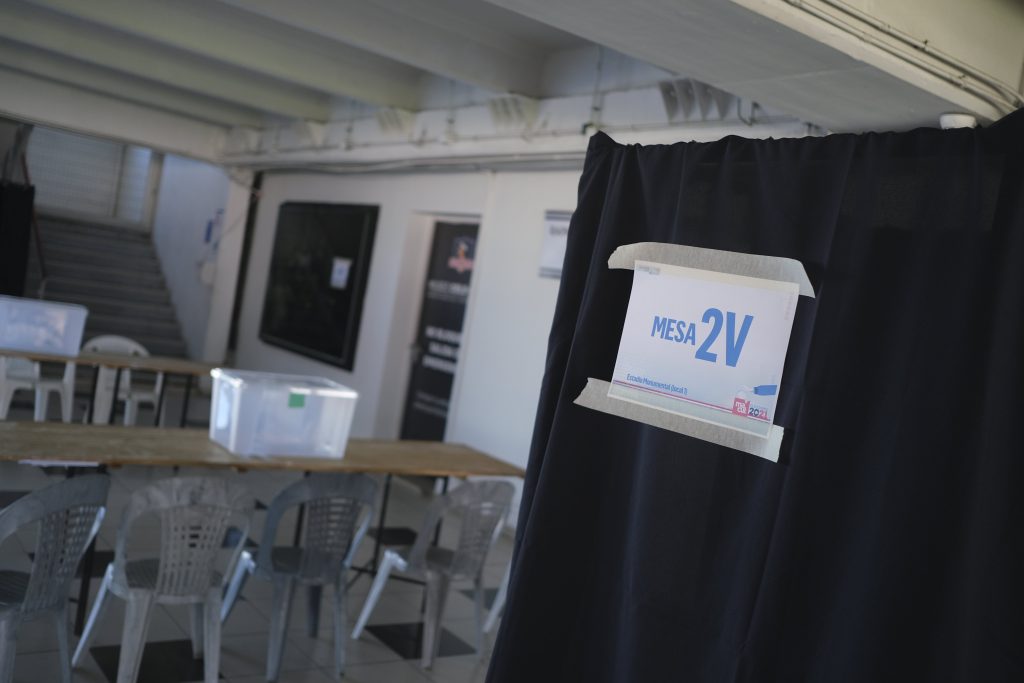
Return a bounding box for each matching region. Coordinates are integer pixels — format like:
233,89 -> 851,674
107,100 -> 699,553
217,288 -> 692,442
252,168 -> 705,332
0,425 -> 510,683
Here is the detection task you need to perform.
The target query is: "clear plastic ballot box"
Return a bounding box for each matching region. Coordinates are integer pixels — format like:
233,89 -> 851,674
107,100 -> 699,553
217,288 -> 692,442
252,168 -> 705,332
209,368 -> 358,458
0,294 -> 88,355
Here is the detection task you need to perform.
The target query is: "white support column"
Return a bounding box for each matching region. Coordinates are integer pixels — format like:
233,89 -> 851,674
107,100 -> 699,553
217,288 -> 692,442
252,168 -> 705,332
200,169 -> 254,364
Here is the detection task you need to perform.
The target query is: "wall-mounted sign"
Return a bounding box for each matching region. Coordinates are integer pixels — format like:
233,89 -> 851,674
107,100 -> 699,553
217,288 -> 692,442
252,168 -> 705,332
539,210 -> 572,278
259,202 -> 378,371
608,260 -> 799,439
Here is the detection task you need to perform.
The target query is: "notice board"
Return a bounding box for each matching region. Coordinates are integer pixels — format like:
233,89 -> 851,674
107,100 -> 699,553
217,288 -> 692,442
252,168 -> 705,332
259,202 -> 378,370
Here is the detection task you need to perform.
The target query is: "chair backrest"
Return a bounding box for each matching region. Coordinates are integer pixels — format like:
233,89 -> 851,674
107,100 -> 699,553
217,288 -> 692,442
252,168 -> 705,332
0,475 -> 109,615
258,473 -> 378,582
0,356 -> 39,381
82,335 -> 150,358
408,480 -> 515,579
82,335 -> 155,418
113,477 -> 253,599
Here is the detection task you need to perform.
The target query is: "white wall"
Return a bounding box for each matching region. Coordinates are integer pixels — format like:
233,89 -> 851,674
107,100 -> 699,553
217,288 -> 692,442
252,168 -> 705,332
446,171 -> 576,464
151,154 -> 230,358
233,167 -> 579,482
445,171 -> 578,521
233,172 -> 490,439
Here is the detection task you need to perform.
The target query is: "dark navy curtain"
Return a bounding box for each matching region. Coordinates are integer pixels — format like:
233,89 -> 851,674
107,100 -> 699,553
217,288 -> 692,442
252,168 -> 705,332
487,111 -> 1024,682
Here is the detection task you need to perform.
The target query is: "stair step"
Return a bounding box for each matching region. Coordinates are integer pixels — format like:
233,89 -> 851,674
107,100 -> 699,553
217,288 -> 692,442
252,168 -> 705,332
46,295 -> 176,321
44,277 -> 171,305
124,337 -> 188,357
25,217 -> 190,360
86,314 -> 181,338
40,232 -> 158,260
43,260 -> 166,288
43,246 -> 160,273
37,218 -> 151,243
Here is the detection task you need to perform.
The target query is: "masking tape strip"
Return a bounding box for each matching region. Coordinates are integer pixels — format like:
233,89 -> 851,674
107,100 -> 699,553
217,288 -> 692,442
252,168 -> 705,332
608,242 -> 815,298
574,378 -> 783,462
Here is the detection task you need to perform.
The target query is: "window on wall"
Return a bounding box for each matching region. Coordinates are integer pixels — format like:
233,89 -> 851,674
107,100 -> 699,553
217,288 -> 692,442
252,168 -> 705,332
25,126 -> 157,225
259,202 -> 379,371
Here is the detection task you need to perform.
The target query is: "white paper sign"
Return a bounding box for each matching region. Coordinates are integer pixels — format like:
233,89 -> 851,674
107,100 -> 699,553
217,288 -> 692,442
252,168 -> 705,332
330,257 -> 352,289
609,260 -> 799,439
539,210 -> 572,278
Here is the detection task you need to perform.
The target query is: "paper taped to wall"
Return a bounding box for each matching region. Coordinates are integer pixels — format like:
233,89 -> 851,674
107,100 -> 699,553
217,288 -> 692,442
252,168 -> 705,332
609,259 -> 799,438
575,378 -> 784,461
607,242 -> 814,297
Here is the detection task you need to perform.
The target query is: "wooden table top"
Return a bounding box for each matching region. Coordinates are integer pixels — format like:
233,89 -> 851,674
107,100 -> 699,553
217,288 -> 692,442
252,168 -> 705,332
0,422 -> 526,478
0,348 -> 217,376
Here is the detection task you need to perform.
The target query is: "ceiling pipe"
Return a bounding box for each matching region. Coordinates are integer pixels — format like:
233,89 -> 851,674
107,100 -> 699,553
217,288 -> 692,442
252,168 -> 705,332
785,0 -> 1022,116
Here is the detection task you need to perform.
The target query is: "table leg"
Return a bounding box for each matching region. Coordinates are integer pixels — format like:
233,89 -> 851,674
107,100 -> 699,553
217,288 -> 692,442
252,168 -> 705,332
74,537 -> 96,634
371,474 -> 393,572
179,375 -> 193,428
292,471 -> 310,546
107,368 -> 122,426
292,504 -> 306,546
154,373 -> 169,427
432,476 -> 449,546
70,462 -> 107,635
85,366 -> 99,424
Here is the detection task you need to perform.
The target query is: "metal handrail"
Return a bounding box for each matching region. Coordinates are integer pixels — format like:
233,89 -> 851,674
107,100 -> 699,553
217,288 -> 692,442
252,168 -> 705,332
19,152 -> 48,299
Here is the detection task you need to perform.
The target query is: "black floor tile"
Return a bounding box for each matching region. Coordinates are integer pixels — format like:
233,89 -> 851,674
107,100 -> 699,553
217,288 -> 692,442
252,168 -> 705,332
0,490 -> 29,508
367,526 -> 418,546
90,639 -> 223,683
459,587 -> 499,610
366,622 -> 475,660
222,526 -> 258,549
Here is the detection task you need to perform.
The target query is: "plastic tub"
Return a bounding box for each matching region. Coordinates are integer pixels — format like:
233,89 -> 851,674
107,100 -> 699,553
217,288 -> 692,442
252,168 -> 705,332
0,294 -> 88,356
209,368 -> 358,458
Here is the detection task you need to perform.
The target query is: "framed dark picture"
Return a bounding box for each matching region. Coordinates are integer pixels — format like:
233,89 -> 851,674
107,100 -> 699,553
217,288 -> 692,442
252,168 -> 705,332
259,202 -> 378,370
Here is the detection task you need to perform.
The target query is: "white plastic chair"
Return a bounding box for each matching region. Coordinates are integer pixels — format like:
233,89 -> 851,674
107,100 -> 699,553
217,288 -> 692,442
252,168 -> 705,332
72,477 -> 253,683
351,480 -> 515,669
0,357 -> 38,421
0,356 -> 76,423
221,473 -> 378,681
0,475 -> 110,683
82,335 -> 164,426
483,560 -> 510,634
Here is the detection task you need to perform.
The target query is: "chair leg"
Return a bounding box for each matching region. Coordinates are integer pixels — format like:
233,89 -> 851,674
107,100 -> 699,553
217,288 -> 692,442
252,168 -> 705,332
484,564 -> 509,634
472,577 -> 485,656
351,550 -> 401,639
421,572 -> 451,670
190,604 -> 204,658
59,386 -> 73,423
73,565 -> 114,666
54,606 -> 72,683
331,580 -> 347,679
0,615 -> 18,683
33,386 -> 48,422
0,385 -> 12,421
123,399 -> 137,427
203,588 -> 222,683
117,593 -> 155,683
266,576 -> 296,683
306,585 -> 323,638
220,552 -> 253,623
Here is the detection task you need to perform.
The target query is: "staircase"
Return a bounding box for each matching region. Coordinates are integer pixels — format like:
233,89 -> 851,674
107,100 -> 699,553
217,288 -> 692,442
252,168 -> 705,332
24,214 -> 188,358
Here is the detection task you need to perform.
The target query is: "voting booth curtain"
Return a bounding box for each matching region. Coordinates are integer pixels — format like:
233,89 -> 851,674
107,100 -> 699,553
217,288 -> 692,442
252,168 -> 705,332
487,111 -> 1024,682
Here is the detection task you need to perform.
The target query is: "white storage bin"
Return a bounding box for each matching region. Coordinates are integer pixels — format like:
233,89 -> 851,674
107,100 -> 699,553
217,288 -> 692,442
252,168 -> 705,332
209,368 -> 358,458
0,294 -> 88,356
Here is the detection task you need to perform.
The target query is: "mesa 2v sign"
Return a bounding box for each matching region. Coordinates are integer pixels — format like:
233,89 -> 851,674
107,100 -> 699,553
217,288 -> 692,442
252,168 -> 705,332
608,260 -> 800,440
